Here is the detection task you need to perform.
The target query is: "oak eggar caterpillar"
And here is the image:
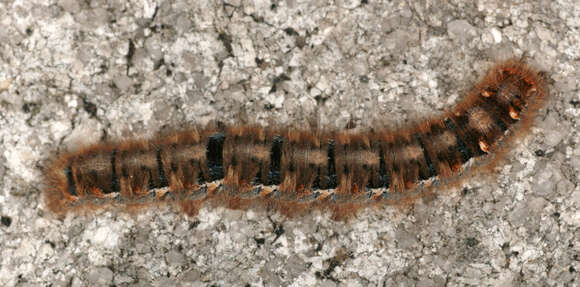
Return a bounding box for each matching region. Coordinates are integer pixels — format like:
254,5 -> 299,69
44,59 -> 548,220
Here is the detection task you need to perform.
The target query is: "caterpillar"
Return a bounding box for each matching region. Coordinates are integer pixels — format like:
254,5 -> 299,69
44,59 -> 548,219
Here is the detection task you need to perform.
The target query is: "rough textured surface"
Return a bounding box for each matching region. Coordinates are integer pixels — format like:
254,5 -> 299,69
0,0 -> 578,286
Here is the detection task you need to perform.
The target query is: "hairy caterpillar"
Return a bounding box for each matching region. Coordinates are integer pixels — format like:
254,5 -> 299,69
44,59 -> 548,219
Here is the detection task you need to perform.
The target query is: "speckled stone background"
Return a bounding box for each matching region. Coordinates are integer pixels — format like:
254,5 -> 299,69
0,0 -> 578,286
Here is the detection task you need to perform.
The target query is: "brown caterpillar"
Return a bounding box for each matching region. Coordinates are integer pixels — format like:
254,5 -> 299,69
44,59 -> 548,219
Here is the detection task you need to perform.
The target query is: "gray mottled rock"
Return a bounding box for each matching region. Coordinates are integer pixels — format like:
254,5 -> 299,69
0,0 -> 578,286
87,267 -> 114,285
448,19 -> 477,41
166,249 -> 187,266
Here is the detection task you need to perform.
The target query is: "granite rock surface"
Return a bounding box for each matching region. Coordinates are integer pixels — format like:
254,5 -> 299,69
0,0 -> 578,286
